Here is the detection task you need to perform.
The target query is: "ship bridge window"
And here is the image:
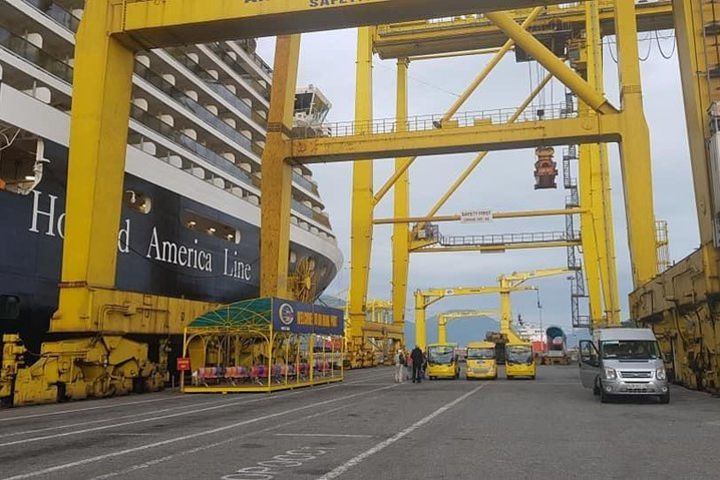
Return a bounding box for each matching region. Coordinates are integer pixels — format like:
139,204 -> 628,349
181,210 -> 241,244
124,190 -> 153,214
0,132 -> 46,195
0,295 -> 20,320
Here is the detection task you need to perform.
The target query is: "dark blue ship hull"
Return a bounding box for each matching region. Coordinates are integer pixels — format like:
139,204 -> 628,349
0,141 -> 338,352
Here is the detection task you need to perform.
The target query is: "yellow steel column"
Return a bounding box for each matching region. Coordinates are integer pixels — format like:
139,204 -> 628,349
415,292 -> 427,350
576,1 -> 607,326
54,0 -> 135,330
579,139 -> 604,325
614,0 -> 658,285
673,0 -> 716,245
392,58 -> 411,337
438,315 -> 448,344
499,289 -> 512,338
260,35 -> 301,298
348,27 -> 375,346
585,0 -> 620,324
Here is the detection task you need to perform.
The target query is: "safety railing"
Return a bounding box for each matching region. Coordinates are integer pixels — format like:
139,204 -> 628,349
130,105 -> 256,185
300,102 -> 574,138
134,62 -> 257,154
436,230 -> 581,247
0,27 -> 73,83
207,43 -> 272,101
22,0 -> 80,32
164,47 -> 256,118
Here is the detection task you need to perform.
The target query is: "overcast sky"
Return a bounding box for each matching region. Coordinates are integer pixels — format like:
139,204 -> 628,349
258,28 -> 695,333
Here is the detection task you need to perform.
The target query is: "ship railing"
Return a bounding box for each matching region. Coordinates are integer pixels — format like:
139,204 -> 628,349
22,0 -> 80,33
133,62 -> 261,157
130,104 -> 255,182
130,106 -> 332,231
163,48 -> 255,118
0,27 -> 73,83
207,43 -> 271,101
298,102 -> 574,138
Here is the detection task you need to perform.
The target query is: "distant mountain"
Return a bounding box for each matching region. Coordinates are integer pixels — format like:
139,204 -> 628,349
405,314 -> 500,347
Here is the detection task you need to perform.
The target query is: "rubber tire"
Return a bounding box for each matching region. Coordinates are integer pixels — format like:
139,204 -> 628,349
659,392 -> 670,404
530,375 -> 536,380
600,387 -> 612,403
593,378 -> 601,396
507,376 -> 513,380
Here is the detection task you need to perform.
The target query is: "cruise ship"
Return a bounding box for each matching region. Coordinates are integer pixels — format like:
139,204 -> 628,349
0,0 -> 343,354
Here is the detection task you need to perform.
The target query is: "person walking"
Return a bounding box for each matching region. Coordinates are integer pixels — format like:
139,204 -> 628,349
394,349 -> 406,383
411,345 -> 424,383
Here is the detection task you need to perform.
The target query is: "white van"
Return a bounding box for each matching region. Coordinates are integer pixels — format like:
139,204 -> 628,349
579,328 -> 669,403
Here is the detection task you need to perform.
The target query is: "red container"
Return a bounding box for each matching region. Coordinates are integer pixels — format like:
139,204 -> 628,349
532,341 -> 547,354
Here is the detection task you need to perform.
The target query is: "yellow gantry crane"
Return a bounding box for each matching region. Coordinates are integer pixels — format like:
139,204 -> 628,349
351,0 -> 667,341
437,310 -> 498,344
415,268 -> 568,349
414,285 -> 532,350
497,268 -> 569,342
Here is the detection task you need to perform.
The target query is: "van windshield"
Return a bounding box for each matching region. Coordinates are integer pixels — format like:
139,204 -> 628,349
428,346 -> 454,365
601,340 -> 660,360
467,348 -> 495,360
506,345 -> 533,364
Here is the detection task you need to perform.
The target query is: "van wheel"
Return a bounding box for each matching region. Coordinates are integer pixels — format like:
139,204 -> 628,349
659,392 -> 670,404
593,379 -> 600,396
600,387 -> 612,403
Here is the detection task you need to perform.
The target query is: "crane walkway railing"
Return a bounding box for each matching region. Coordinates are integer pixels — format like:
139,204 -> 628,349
420,230 -> 581,249
297,102 -> 576,139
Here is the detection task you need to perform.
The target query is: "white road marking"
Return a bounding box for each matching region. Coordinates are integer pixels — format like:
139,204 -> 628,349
316,384 -> 486,480
2,397 -> 254,438
0,395 -> 183,423
84,391 -> 390,480
0,371 -> 391,446
274,433 -> 373,438
0,369 -> 391,425
0,384 -> 397,480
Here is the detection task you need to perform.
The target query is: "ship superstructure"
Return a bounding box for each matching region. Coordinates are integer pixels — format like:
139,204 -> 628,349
0,1 -> 342,355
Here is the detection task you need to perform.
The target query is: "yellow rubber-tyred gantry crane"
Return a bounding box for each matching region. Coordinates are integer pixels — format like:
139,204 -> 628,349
415,285 -> 534,350
352,0 -> 673,345
496,268 -> 569,342
437,310 -> 499,344
0,0 -> 665,406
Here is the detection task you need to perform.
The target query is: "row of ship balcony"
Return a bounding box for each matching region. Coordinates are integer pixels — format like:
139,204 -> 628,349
2,0 -> 272,144
0,12 -> 334,239
22,0 -> 273,94
1,0 -> 283,155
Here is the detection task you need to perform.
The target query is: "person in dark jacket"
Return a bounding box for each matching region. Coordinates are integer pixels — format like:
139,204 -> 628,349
410,346 -> 424,383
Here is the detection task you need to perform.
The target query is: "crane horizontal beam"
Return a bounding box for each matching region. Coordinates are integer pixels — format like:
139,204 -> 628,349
418,285 -> 534,298
374,1 -> 673,58
111,0 -> 572,49
290,114 -> 622,163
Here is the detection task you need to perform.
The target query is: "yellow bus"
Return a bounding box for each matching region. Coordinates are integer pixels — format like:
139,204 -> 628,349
505,343 -> 536,380
426,343 -> 460,380
465,341 -> 497,380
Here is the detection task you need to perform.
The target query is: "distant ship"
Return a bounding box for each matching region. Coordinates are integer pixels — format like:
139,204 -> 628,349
0,0 -> 343,354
